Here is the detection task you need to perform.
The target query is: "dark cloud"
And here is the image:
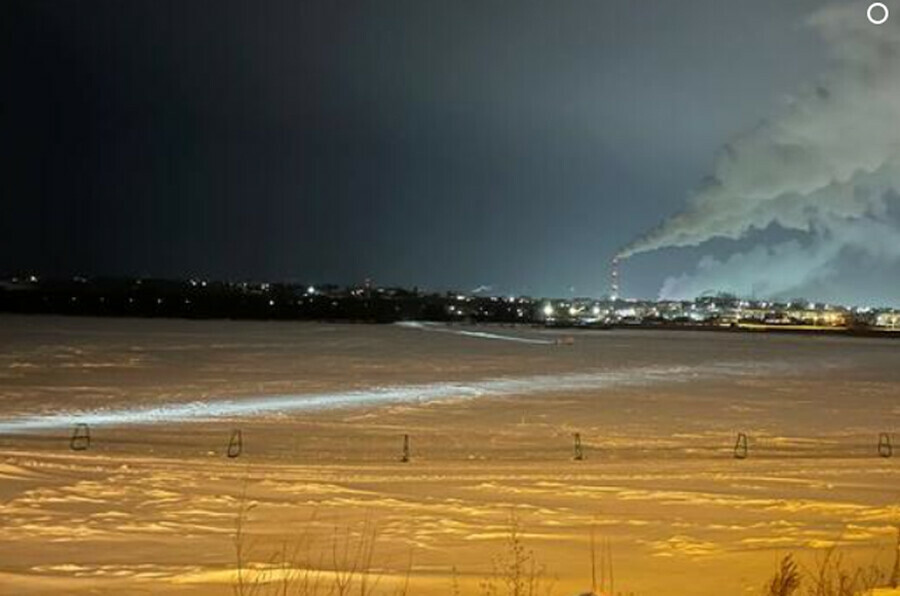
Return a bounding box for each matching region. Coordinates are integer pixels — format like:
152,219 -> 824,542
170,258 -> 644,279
2,0 -> 831,297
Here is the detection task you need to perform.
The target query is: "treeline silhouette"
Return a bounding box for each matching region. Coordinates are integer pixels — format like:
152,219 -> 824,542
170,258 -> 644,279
0,277 -> 536,324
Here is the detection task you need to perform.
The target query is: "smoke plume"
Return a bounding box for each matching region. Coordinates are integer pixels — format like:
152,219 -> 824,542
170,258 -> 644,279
659,214 -> 900,299
621,3 -> 900,300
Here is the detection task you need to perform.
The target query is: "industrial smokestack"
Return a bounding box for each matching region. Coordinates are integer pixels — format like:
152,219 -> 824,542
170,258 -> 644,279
610,257 -> 620,301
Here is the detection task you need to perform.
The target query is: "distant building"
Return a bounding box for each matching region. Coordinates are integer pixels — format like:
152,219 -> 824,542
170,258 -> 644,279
875,311 -> 900,330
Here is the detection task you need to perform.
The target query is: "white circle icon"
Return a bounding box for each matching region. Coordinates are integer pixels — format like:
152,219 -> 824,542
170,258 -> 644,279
868,2 -> 889,24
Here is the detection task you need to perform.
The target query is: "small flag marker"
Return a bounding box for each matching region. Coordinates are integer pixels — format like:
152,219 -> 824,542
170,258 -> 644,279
400,434 -> 410,463
70,423 -> 90,451
734,433 -> 749,460
227,429 -> 243,458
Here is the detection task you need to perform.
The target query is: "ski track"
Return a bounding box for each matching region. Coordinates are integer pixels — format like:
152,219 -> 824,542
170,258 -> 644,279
0,361 -> 786,433
394,321 -> 556,344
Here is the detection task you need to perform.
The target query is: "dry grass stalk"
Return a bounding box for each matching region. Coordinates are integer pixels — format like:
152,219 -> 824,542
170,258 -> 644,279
765,555 -> 801,596
233,499 -> 402,596
762,531 -> 900,596
478,512 -> 556,596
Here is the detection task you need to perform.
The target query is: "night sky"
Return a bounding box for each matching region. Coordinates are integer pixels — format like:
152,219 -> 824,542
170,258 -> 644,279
7,0 -> 892,301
